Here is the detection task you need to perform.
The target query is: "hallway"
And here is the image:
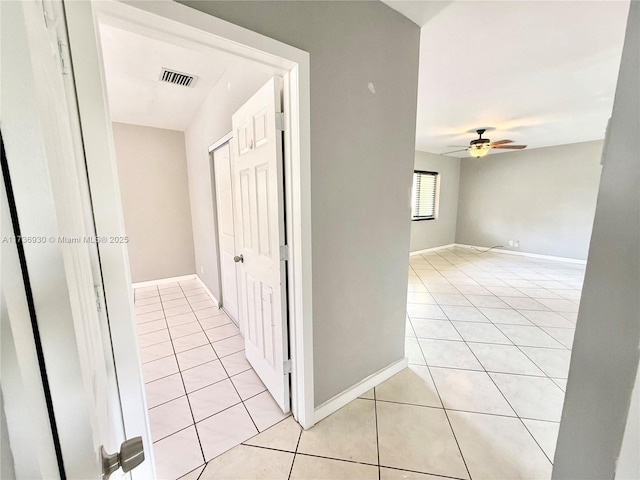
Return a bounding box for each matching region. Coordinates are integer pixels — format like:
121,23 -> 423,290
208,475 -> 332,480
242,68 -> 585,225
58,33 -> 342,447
134,278 -> 288,479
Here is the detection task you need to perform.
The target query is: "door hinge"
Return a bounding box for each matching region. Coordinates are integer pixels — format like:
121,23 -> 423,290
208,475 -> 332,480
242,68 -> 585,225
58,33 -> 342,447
57,38 -> 71,75
283,359 -> 292,374
275,112 -> 286,132
95,285 -> 102,313
279,245 -> 289,261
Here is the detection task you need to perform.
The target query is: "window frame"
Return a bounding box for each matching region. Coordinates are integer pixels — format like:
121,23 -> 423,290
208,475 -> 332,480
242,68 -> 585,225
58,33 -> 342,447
411,170 -> 439,222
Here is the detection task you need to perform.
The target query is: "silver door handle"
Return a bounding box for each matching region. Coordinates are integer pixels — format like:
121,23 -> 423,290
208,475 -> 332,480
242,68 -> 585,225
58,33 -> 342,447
101,437 -> 145,480
234,254 -> 244,263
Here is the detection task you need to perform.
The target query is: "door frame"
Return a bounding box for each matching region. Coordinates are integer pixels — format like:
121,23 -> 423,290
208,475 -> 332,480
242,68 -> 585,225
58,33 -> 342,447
66,0 -> 315,429
3,0 -> 151,476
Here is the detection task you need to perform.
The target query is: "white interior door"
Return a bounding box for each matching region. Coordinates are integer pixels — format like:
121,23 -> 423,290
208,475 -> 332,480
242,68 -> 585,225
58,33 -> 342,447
232,77 -> 290,413
213,141 -> 241,326
2,1 -> 149,478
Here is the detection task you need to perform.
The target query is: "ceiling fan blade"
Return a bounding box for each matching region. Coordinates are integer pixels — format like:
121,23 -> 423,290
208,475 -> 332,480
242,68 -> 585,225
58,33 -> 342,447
492,145 -> 527,149
490,139 -> 513,146
446,145 -> 470,148
441,149 -> 468,155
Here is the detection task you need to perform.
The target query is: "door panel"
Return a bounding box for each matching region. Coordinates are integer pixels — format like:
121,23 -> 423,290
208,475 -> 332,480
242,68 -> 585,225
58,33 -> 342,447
237,120 -> 252,156
256,164 -> 272,257
240,170 -> 253,249
232,77 -> 290,413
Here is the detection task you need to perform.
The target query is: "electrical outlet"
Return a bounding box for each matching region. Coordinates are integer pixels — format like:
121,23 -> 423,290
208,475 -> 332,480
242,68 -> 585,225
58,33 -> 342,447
514,240 -> 520,248
200,266 -> 204,274
508,240 -> 514,247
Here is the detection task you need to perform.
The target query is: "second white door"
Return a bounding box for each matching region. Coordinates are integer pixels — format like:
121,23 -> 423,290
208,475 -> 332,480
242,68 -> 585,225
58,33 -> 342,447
231,77 -> 290,414
213,141 -> 240,326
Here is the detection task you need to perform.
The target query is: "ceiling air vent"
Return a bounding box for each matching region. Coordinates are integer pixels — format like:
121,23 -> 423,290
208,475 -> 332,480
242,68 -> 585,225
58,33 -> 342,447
159,68 -> 197,87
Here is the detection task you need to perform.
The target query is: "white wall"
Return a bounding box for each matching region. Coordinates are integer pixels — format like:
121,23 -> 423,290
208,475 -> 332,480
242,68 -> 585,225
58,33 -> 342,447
410,151 -> 460,252
0,391 -> 15,479
184,66 -> 271,301
456,140 -> 603,260
552,2 -> 639,477
179,0 -> 420,405
112,122 -> 196,282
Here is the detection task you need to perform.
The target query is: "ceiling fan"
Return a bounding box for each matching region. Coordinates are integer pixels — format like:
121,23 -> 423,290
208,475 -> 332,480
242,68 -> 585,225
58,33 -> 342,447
443,129 -> 527,158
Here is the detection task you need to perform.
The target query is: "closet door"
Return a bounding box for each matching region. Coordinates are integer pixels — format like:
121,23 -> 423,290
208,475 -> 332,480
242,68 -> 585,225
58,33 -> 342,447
213,141 -> 240,326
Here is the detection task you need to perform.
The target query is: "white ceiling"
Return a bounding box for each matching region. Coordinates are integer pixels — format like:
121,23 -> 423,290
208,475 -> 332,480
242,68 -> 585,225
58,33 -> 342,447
385,0 -> 629,156
99,23 -> 268,131
100,24 -> 224,130
101,2 -> 629,152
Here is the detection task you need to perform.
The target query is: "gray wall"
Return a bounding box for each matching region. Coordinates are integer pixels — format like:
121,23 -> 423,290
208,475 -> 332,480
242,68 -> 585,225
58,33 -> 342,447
112,122 -> 196,282
456,140 -> 603,260
179,0 -> 420,405
615,367 -> 640,479
553,2 -> 639,478
410,151 -> 460,252
184,67 -> 271,301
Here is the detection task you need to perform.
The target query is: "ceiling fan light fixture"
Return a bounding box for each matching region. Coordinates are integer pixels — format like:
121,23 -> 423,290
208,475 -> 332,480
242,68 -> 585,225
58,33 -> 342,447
469,144 -> 491,158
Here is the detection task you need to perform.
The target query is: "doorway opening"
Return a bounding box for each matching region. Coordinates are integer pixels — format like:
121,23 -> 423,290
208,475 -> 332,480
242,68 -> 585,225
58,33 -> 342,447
67,1 -> 313,477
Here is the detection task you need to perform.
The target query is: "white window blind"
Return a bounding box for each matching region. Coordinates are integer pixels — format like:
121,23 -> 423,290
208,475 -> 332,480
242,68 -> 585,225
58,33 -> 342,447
411,171 -> 437,220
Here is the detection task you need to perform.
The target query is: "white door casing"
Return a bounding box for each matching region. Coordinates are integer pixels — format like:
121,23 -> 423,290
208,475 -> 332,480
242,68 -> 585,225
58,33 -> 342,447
1,0 -> 139,478
63,2 -> 156,473
68,0 -> 315,430
213,141 -> 241,326
232,77 -> 291,413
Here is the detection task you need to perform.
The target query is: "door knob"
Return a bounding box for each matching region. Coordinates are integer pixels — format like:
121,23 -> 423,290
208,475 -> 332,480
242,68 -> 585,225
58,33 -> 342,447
101,437 -> 145,480
234,254 -> 244,263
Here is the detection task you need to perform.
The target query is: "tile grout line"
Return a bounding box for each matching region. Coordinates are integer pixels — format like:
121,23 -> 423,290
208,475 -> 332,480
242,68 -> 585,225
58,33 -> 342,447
165,282 -> 207,471
406,311 -> 473,480
287,424 -> 303,480
402,361 -> 553,380
373,387 -> 381,480
419,320 -> 572,341
407,326 -> 569,351
241,440 -> 468,480
424,364 -> 473,480
216,350 -> 262,435
316,393 -> 564,424
445,316 -> 556,467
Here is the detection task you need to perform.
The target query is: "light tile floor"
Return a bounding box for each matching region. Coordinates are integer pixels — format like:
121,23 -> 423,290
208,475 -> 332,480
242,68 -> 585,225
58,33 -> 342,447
146,246 -> 583,479
133,279 -> 288,479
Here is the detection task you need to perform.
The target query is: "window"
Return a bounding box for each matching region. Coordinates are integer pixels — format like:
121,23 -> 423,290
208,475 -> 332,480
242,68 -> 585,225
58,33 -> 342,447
411,170 -> 438,221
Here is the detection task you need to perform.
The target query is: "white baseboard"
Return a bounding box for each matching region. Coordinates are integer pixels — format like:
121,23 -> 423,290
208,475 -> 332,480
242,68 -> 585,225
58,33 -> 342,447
410,244 -> 455,256
313,357 -> 408,425
132,274 -> 197,289
453,243 -> 587,265
195,275 -> 220,307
